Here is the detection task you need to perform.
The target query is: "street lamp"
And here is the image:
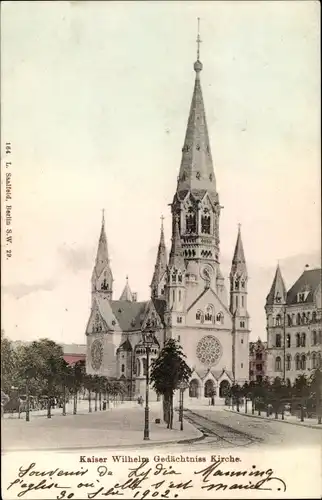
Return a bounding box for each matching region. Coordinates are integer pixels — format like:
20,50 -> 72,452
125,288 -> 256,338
178,381 -> 189,431
141,330 -> 155,441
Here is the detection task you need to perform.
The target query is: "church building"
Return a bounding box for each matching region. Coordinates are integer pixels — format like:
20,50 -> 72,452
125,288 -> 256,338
86,31 -> 250,403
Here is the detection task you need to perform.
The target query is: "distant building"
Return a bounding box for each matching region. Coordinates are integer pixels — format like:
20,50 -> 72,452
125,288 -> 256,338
249,339 -> 267,382
62,344 -> 86,365
11,340 -> 86,366
265,266 -> 322,384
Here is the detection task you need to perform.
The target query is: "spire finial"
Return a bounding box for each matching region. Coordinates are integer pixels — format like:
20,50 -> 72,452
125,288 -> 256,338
194,18 -> 203,73
238,222 -> 241,232
102,208 -> 105,226
126,275 -> 129,282
160,214 -> 165,230
197,17 -> 201,60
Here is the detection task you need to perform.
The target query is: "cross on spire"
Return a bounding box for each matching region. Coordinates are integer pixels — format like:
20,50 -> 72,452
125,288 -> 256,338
102,208 -> 105,226
196,17 -> 202,61
160,214 -> 165,229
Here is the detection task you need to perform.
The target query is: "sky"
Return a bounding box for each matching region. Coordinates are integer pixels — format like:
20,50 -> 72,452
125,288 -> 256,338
1,1 -> 320,345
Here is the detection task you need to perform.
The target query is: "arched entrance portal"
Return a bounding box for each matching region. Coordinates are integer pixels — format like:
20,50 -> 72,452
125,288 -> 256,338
204,379 -> 216,398
219,380 -> 230,398
189,379 -> 200,398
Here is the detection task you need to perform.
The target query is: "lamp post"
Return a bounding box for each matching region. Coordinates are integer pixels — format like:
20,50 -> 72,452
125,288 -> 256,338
142,330 -> 155,441
62,376 -> 66,416
178,381 -> 188,431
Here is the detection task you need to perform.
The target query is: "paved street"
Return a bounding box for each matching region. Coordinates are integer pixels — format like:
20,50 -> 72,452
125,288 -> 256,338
1,402 -> 201,452
2,401 -> 320,454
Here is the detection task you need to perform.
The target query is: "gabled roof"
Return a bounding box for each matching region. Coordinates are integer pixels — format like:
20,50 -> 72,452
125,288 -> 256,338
110,300 -> 147,332
151,298 -> 167,323
117,338 -> 133,352
286,268 -> 321,305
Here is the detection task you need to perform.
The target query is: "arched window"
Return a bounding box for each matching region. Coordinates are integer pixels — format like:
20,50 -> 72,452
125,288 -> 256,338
295,354 -> 301,370
172,290 -> 175,302
297,313 -> 301,326
301,332 -> 306,347
286,355 -> 291,371
276,315 -> 282,326
275,357 -> 282,372
241,296 -> 244,307
136,359 -> 141,377
216,312 -> 224,324
287,315 -> 292,326
178,273 -> 182,283
172,272 -> 177,283
312,331 -> 317,346
186,208 -> 197,234
121,364 -> 125,373
286,334 -> 291,348
142,358 -> 147,376
204,305 -> 213,323
201,209 -> 211,234
312,352 -> 317,369
275,334 -> 281,348
178,290 -> 181,302
301,354 -> 306,370
196,310 -> 203,323
312,311 -> 317,323
318,353 -> 321,368
235,280 -> 239,290
319,331 -> 322,344
296,333 -> 301,348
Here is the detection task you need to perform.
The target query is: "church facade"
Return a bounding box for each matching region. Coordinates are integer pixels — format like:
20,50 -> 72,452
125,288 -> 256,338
86,41 -> 250,403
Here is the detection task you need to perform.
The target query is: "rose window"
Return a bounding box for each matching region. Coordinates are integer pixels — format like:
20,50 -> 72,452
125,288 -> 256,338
196,335 -> 222,366
91,339 -> 103,370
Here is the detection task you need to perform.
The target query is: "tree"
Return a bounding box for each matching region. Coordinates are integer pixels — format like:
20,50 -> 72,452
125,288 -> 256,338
150,339 -> 192,429
309,368 -> 322,424
1,332 -> 18,393
72,360 -> 86,414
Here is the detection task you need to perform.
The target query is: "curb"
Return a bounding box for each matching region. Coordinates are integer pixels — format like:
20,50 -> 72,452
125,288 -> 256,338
224,408 -> 322,430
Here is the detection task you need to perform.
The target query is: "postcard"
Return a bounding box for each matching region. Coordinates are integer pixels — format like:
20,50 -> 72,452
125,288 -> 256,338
1,1 -> 321,499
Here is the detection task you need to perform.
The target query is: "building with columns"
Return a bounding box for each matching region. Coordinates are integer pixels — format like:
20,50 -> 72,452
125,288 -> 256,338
265,265 -> 322,384
85,32 -> 250,402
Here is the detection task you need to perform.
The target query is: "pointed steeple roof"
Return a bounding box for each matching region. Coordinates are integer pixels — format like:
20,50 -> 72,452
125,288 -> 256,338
169,216 -> 185,269
176,21 -> 216,199
94,210 -> 110,277
120,276 -> 133,302
230,224 -> 247,277
266,263 -> 287,305
150,217 -> 168,289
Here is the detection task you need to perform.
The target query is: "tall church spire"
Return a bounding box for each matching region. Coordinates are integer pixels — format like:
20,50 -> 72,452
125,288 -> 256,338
95,209 -> 109,277
92,210 -> 113,301
151,216 -> 168,298
176,18 -> 216,198
266,263 -> 287,305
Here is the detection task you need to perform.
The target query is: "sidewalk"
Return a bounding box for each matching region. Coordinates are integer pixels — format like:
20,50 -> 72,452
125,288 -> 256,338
3,399 -> 136,420
225,408 -> 322,430
2,402 -> 203,452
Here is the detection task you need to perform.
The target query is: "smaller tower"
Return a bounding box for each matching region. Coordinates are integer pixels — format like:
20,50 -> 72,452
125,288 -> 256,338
120,276 -> 134,302
150,216 -> 168,299
230,224 -> 250,383
265,263 -> 287,378
165,216 -> 186,328
91,210 -> 113,303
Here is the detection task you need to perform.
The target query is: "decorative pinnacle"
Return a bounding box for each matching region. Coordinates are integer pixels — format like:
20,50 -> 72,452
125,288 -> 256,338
194,17 -> 203,74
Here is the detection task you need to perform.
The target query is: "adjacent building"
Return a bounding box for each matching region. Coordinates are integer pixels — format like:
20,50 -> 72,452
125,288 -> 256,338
85,33 -> 251,402
265,266 -> 322,384
249,339 -> 267,382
